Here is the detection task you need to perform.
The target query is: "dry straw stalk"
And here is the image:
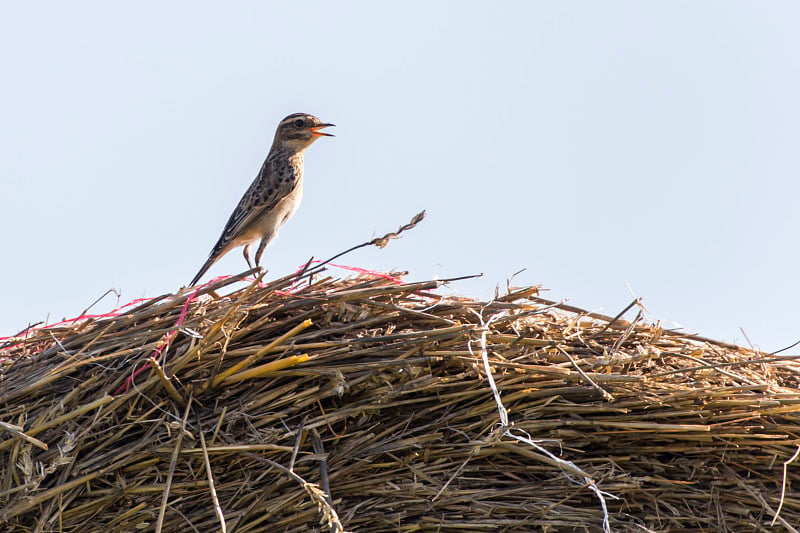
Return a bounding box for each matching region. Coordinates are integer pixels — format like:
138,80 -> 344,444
1,267 -> 799,532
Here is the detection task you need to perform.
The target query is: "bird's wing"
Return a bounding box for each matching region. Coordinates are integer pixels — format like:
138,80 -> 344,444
189,153 -> 302,287
207,158 -> 299,260
189,157 -> 300,287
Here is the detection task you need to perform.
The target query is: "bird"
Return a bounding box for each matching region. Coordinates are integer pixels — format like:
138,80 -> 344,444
189,113 -> 334,286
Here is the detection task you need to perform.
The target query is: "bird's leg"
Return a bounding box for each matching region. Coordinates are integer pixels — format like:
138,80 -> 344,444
254,235 -> 272,271
243,244 -> 253,270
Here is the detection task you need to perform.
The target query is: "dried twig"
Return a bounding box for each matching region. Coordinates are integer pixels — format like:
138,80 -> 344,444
156,397 -> 193,533
196,407 -> 227,533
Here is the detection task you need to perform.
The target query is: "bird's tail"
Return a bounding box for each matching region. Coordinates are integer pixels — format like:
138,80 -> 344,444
189,256 -> 216,287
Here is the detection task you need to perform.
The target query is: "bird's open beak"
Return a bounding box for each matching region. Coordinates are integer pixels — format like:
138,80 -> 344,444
310,123 -> 335,137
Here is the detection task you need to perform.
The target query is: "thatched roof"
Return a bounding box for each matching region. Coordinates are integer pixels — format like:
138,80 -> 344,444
2,266 -> 799,532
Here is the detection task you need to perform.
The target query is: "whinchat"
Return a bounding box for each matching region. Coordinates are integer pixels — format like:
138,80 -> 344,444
190,113 -> 334,286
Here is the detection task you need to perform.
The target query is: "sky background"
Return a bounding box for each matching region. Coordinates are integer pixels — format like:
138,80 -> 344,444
1,2 -> 798,353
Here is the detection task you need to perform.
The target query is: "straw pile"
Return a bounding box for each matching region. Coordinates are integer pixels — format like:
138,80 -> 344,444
2,268 -> 799,532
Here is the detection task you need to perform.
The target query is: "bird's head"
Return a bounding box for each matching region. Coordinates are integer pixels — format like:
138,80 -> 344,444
274,113 -> 335,152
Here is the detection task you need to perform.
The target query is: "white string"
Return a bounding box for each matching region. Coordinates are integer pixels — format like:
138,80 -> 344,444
468,308 -> 617,533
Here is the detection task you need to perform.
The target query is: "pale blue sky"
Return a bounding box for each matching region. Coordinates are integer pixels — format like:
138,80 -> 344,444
1,2 -> 798,351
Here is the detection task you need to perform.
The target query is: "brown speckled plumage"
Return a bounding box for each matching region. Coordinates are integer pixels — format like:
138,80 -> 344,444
190,113 -> 334,286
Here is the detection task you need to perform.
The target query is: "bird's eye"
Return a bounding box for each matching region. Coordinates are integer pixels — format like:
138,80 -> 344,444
293,119 -> 305,128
